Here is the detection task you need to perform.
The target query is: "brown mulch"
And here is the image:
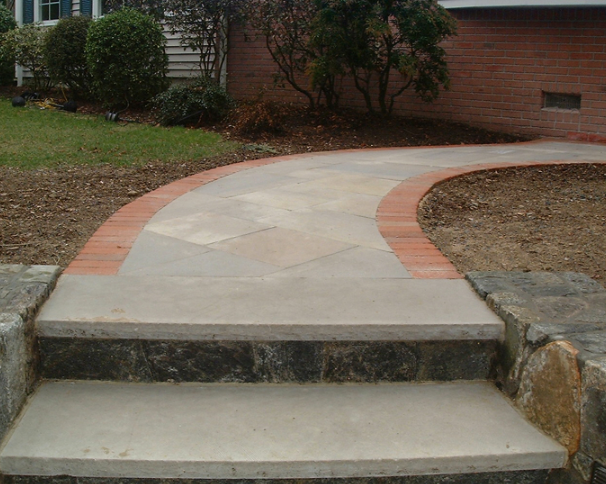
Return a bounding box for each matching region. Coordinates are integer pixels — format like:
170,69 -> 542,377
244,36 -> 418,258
3,89 -> 606,283
419,163 -> 606,282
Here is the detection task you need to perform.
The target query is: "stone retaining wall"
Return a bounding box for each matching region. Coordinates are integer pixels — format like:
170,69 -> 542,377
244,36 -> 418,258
0,265 -> 60,443
467,271 -> 606,484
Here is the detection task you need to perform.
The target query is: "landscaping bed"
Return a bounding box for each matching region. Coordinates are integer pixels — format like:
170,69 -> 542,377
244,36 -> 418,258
419,163 -> 606,282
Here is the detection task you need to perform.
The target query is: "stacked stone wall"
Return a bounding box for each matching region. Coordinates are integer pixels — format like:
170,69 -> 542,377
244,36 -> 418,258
467,271 -> 606,484
0,265 -> 60,443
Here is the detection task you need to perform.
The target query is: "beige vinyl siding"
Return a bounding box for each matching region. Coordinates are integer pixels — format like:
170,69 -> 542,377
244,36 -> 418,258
164,28 -> 208,80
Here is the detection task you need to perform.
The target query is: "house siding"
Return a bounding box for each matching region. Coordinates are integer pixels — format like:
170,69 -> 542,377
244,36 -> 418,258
227,6 -> 606,139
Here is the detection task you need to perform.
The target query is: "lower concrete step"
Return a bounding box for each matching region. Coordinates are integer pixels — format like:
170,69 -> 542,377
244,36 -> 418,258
0,381 -> 565,482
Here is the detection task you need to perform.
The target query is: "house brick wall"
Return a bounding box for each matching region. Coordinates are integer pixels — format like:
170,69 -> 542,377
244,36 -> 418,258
227,7 -> 606,139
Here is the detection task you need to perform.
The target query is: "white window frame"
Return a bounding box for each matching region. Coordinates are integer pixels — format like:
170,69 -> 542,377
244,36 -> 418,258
92,0 -> 104,18
37,0 -> 62,24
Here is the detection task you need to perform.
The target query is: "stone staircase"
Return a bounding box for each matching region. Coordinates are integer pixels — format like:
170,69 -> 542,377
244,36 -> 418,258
0,274 -> 567,484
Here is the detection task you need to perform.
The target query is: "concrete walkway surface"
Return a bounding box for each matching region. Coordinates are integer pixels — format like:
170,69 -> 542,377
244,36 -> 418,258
36,140 -> 606,341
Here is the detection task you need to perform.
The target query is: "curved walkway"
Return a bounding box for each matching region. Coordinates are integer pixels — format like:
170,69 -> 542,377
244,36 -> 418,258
63,139 -> 606,279
37,139 -> 606,342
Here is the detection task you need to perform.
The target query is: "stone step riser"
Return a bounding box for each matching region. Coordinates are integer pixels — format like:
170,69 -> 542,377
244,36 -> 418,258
2,471 -> 552,484
40,337 -> 497,383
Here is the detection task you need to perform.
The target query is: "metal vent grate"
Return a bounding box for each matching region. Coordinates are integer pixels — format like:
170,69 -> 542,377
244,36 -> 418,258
593,462 -> 606,484
544,92 -> 581,110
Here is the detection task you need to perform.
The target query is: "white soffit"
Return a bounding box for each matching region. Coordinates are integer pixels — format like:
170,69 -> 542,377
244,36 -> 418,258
439,0 -> 606,8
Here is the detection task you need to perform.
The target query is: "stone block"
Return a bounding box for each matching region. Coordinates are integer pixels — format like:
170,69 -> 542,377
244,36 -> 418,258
0,315 -> 30,442
517,341 -> 582,454
1,471 -> 552,483
491,304 -> 541,394
415,340 -> 496,381
580,358 -> 606,464
323,342 -> 417,382
559,273 -> 606,295
40,338 -> 495,383
254,341 -> 323,383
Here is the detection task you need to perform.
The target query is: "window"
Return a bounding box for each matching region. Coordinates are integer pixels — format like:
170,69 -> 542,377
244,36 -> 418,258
40,0 -> 60,21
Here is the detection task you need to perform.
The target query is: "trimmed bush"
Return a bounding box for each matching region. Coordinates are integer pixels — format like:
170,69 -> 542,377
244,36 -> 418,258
85,8 -> 168,107
0,4 -> 17,85
44,15 -> 93,97
152,77 -> 234,126
1,23 -> 51,90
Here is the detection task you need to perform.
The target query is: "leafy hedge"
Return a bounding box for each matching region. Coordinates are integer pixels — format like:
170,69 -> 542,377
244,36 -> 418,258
0,4 -> 17,85
44,15 -> 93,96
85,8 -> 168,107
152,77 -> 233,126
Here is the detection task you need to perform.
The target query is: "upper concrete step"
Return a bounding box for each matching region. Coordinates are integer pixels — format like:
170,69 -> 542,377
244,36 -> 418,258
0,381 -> 566,480
37,275 -> 503,341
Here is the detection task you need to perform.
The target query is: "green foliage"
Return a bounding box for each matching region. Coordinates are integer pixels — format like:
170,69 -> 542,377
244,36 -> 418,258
251,0 -> 456,115
152,77 -> 234,126
249,0 -> 328,110
0,4 -> 15,32
0,23 -> 51,90
0,4 -> 17,85
313,0 -> 457,114
44,15 -> 93,97
0,98 -> 238,168
85,8 -> 168,107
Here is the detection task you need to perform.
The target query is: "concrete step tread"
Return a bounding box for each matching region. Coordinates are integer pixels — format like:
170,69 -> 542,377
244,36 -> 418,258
37,275 -> 503,341
0,381 -> 566,479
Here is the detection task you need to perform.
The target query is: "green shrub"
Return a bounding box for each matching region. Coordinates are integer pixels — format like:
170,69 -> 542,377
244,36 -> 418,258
85,8 -> 168,107
1,23 -> 51,90
44,15 -> 93,97
0,4 -> 17,85
152,77 -> 234,126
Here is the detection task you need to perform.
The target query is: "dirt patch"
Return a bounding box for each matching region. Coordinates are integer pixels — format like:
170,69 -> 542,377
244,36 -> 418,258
419,163 -> 606,282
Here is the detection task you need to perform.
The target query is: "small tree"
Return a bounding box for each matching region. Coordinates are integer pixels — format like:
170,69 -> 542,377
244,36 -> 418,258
312,0 -> 457,114
163,0 -> 244,81
44,15 -> 93,96
0,3 -> 17,85
85,8 -> 168,107
1,23 -> 51,90
248,0 -> 340,110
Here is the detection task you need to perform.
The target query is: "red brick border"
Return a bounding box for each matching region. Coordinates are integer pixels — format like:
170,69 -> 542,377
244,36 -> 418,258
65,144 -> 601,279
377,159 -> 605,279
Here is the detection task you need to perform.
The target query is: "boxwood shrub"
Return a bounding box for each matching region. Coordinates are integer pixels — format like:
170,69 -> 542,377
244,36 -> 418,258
85,8 -> 168,107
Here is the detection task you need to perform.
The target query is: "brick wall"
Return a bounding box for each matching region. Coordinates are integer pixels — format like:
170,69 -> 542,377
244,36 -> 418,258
227,7 -> 606,139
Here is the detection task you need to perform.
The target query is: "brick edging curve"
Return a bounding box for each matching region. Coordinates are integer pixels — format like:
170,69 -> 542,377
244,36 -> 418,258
64,145 -> 599,278
378,159 -> 605,279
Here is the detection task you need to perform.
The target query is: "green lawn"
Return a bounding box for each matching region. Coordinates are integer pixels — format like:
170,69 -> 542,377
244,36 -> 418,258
0,100 -> 238,168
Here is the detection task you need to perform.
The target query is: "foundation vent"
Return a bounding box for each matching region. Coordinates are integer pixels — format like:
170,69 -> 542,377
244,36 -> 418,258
543,92 -> 581,110
593,462 -> 606,484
